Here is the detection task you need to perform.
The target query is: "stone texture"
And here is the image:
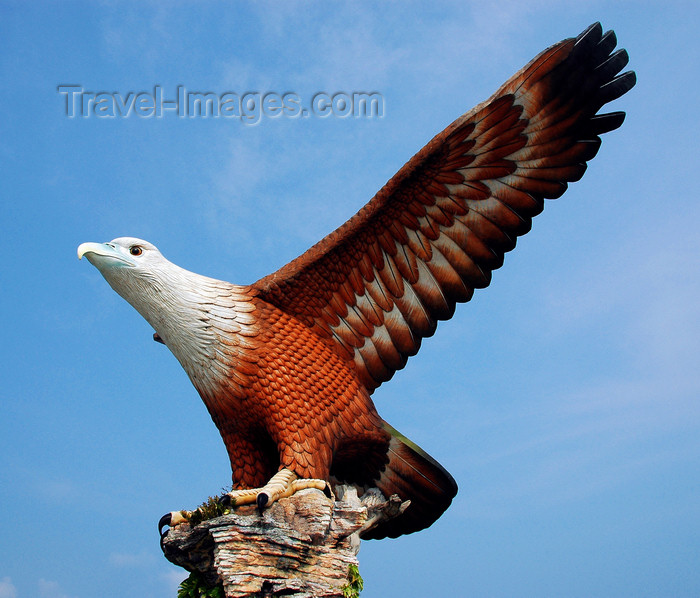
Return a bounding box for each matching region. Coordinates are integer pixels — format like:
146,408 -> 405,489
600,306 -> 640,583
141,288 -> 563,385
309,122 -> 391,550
161,486 -> 406,597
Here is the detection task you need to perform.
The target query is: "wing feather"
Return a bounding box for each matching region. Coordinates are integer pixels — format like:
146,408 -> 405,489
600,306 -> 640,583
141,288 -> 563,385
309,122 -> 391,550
253,23 -> 635,392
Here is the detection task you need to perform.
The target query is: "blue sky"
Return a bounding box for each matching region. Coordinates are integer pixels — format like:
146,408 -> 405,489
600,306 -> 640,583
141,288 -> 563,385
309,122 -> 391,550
1,2 -> 699,597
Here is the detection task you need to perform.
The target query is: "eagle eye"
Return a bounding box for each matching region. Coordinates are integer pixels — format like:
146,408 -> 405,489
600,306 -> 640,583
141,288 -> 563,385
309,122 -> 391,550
129,246 -> 143,256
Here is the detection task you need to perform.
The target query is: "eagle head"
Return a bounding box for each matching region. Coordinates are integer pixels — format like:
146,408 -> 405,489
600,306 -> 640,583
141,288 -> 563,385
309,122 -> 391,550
77,237 -> 198,348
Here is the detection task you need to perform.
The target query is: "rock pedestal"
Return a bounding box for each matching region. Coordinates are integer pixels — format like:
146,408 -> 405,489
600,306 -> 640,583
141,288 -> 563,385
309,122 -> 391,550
161,486 -> 403,597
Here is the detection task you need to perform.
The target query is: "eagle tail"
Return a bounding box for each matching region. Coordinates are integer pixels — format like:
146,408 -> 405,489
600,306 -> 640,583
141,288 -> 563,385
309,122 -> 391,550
361,422 -> 458,540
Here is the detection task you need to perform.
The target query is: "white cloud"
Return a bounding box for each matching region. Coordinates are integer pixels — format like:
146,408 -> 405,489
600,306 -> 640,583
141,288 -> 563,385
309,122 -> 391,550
98,4 -> 176,68
163,568 -> 187,594
21,472 -> 81,508
193,0 -> 582,274
451,366 -> 699,521
541,216 -> 700,379
108,550 -> 157,568
199,136 -> 274,250
0,577 -> 17,598
38,579 -> 74,598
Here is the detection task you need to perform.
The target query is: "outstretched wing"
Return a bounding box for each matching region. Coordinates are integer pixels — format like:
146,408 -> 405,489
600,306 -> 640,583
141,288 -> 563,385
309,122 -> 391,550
253,23 -> 636,392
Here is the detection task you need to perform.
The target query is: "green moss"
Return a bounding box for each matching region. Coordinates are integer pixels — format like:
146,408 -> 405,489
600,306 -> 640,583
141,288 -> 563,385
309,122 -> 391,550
177,571 -> 224,598
342,563 -> 363,598
185,494 -> 231,527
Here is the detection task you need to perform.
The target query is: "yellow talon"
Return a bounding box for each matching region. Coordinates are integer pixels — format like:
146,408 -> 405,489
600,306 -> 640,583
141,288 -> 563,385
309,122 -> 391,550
223,469 -> 328,510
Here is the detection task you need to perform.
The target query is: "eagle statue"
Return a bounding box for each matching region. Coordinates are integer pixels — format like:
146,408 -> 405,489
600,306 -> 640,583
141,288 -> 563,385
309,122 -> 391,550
79,23 -> 635,541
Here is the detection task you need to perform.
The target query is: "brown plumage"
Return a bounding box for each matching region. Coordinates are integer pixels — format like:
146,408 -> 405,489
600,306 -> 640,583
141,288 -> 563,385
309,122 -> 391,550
79,23 -> 635,540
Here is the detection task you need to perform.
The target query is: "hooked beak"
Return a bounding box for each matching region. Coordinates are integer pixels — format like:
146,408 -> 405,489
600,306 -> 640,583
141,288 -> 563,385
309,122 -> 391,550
77,242 -> 135,267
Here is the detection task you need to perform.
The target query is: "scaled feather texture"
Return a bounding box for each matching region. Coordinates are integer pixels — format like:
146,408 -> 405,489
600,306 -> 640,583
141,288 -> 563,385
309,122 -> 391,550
81,23 -> 635,540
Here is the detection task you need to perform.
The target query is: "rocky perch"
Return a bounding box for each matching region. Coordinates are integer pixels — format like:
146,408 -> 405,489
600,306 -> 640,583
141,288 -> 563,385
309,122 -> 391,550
160,486 -> 407,597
